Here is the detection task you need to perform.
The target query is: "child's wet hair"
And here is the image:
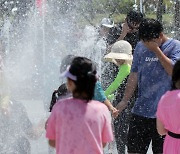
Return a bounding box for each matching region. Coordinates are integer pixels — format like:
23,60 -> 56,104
172,60 -> 180,90
69,57 -> 97,101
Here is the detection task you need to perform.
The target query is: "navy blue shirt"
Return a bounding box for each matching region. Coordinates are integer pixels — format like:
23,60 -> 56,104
131,39 -> 180,118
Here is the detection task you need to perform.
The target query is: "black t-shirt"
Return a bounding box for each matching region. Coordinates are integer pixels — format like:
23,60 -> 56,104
106,23 -> 139,53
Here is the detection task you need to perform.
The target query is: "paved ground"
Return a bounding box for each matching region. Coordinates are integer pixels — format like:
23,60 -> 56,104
23,100 -> 152,154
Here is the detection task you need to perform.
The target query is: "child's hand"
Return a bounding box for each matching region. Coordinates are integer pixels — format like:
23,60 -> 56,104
110,107 -> 119,118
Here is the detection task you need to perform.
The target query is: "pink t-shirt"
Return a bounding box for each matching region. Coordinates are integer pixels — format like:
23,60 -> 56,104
156,90 -> 180,154
46,97 -> 113,154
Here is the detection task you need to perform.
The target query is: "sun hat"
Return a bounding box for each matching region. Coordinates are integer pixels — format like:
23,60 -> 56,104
104,40 -> 133,63
100,18 -> 114,28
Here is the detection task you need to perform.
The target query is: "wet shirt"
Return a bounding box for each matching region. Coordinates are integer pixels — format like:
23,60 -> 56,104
131,39 -> 180,118
156,90 -> 180,154
105,64 -> 131,99
106,23 -> 139,53
93,81 -> 107,102
46,98 -> 113,154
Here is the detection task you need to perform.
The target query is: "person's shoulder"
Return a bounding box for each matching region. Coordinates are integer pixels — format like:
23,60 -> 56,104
134,41 -> 144,53
159,90 -> 180,106
54,97 -> 73,107
168,90 -> 180,99
115,22 -> 122,30
136,41 -> 144,47
172,38 -> 180,43
160,90 -> 171,99
166,38 -> 180,47
158,90 -> 180,109
173,39 -> 180,48
90,100 -> 108,110
109,23 -> 122,33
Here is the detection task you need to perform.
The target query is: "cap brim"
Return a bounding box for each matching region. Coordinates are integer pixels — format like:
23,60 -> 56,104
101,24 -> 114,28
104,53 -> 133,61
59,70 -> 68,78
60,70 -> 77,81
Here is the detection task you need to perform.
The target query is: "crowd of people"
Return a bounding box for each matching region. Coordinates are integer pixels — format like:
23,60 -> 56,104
1,9 -> 180,154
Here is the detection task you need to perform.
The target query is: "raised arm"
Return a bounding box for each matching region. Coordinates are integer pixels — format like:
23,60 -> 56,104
143,36 -> 173,76
105,64 -> 131,97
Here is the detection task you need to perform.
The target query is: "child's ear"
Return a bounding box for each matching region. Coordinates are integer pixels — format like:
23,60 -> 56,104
67,79 -> 76,92
68,79 -> 74,86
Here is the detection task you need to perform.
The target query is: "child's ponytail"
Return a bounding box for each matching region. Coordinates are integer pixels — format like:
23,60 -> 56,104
69,57 -> 97,101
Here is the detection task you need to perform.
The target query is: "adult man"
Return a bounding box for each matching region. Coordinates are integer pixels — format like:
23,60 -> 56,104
117,18 -> 180,153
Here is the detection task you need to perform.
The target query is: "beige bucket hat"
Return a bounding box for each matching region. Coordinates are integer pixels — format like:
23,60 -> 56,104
104,40 -> 133,64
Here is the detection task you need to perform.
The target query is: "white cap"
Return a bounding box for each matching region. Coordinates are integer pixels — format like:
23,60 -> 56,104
100,18 -> 114,28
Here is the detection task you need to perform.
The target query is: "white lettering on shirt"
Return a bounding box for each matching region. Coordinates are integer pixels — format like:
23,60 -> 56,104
145,57 -> 158,62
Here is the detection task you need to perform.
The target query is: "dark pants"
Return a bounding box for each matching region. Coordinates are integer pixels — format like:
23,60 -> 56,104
128,114 -> 164,153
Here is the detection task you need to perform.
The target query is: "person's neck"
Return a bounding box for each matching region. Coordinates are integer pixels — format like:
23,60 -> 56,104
73,92 -> 88,100
175,81 -> 180,89
161,34 -> 169,44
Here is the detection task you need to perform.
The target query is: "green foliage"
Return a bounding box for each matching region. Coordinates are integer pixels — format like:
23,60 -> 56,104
72,0 -> 135,26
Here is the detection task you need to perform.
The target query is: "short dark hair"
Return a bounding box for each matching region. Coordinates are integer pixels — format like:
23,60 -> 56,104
172,60 -> 180,90
139,18 -> 163,41
69,57 -> 97,101
126,10 -> 143,23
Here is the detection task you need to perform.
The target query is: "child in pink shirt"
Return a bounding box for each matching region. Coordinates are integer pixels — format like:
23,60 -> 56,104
46,57 -> 113,154
156,60 -> 180,154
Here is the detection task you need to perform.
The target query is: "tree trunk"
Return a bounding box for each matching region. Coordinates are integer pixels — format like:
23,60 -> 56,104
157,0 -> 163,23
174,0 -> 180,39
